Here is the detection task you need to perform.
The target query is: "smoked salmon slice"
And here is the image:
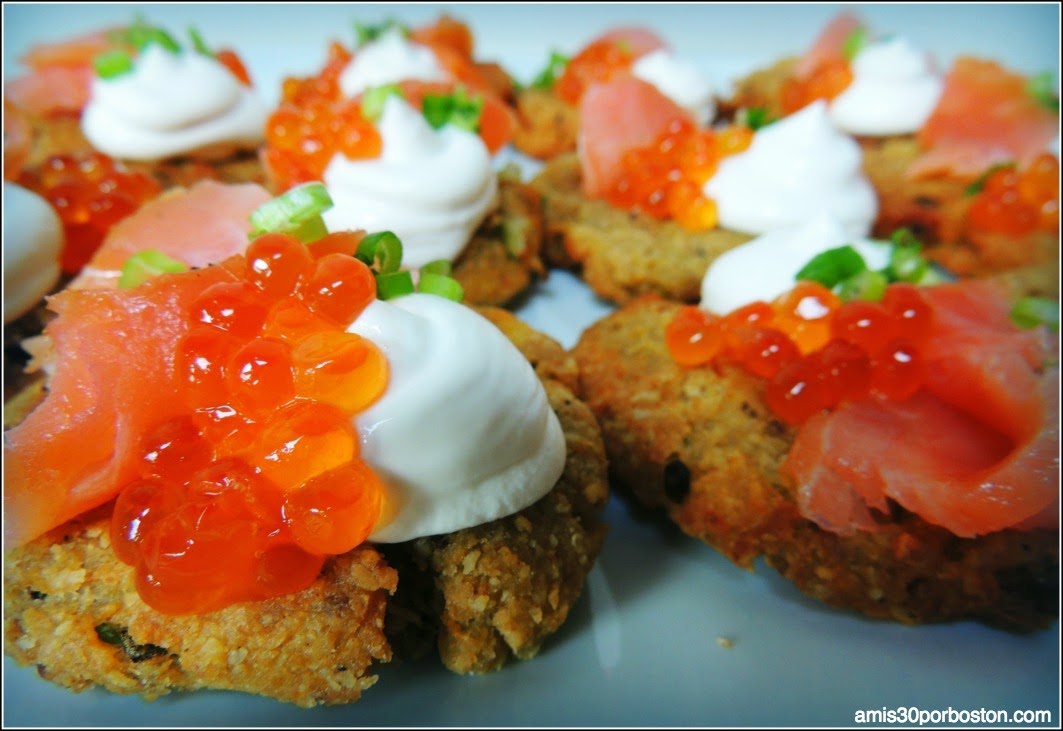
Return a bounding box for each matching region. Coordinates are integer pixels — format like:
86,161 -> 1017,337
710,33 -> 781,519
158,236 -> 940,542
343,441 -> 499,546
785,279 -> 1059,538
910,56 -> 1060,180
793,11 -> 863,79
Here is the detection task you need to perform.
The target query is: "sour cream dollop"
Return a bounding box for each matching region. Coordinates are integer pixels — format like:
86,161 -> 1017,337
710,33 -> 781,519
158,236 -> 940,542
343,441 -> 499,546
699,213 -> 891,315
828,36 -> 944,136
322,96 -> 498,268
349,294 -> 566,542
632,49 -> 716,126
82,44 -> 268,161
703,101 -> 878,238
339,26 -> 449,98
3,182 -> 63,323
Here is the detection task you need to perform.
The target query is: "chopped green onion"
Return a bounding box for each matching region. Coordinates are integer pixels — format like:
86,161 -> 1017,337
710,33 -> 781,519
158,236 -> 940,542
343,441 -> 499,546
94,50 -> 134,79
886,242 -> 928,283
188,27 -> 213,57
355,20 -> 410,47
249,182 -> 334,241
118,249 -> 189,288
422,87 -> 484,132
1027,71 -> 1060,113
417,272 -> 464,302
964,162 -> 1015,196
357,231 -> 404,274
501,216 -> 529,257
1010,296 -> 1060,332
529,50 -> 569,90
913,264 -> 951,287
123,16 -> 181,54
841,26 -> 869,62
795,245 -> 867,288
361,84 -> 404,121
739,107 -> 774,131
836,269 -> 888,302
375,270 -> 416,300
419,259 -> 453,276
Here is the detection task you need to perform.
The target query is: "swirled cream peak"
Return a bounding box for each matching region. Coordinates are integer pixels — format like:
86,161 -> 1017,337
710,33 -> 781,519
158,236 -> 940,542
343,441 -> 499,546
828,36 -> 944,136
632,48 -> 716,126
321,95 -> 498,268
703,101 -> 877,238
81,44 -> 268,161
349,294 -> 566,542
339,26 -> 448,98
3,182 -> 63,323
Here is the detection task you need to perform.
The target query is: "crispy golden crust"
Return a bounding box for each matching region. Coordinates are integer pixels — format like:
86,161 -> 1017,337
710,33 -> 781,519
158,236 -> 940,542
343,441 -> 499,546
4,305 -> 610,702
510,88 -> 580,161
572,296 -> 1058,631
531,153 -> 752,304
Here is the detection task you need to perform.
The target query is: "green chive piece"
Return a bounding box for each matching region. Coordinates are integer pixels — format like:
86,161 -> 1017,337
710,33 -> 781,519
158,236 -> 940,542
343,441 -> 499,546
361,84 -> 404,121
841,27 -> 869,62
739,107 -> 774,131
188,26 -> 213,57
355,20 -> 410,47
1027,71 -> 1060,114
529,50 -> 569,90
249,183 -> 334,239
419,259 -> 453,277
422,87 -> 484,132
376,270 -> 415,300
1010,296 -> 1060,332
501,216 -> 529,257
795,245 -> 867,288
94,49 -> 134,79
357,231 -> 404,274
964,162 -> 1015,196
288,216 -> 329,244
836,269 -> 888,302
122,16 -> 181,54
118,249 -> 189,288
886,243 -> 928,283
417,272 -> 465,302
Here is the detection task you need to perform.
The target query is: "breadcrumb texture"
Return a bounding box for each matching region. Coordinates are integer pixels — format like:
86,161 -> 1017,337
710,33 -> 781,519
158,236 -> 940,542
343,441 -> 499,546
4,306 -> 610,704
572,295 -> 1058,631
510,88 -> 580,161
723,58 -> 1059,297
531,153 -> 751,305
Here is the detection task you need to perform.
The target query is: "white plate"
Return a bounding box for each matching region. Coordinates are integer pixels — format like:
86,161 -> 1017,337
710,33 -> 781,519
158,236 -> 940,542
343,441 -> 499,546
3,3 -> 1060,727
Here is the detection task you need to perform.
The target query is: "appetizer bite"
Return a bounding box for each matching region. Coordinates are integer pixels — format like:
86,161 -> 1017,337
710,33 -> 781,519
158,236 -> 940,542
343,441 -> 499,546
262,16 -> 545,307
571,215 -> 1059,630
512,26 -> 716,160
724,12 -> 1060,290
3,185 -> 610,705
532,74 -> 876,304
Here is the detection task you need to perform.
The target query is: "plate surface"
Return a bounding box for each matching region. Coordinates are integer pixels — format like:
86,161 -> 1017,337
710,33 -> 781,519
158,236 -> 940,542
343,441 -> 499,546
3,3 -> 1060,727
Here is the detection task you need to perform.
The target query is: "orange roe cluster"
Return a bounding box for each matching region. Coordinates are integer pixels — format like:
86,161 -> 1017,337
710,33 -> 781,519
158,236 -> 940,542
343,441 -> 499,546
110,230 -> 390,615
555,37 -> 639,105
17,152 -> 161,273
607,117 -> 753,231
263,42 -> 382,192
966,152 -> 1061,237
666,281 -> 934,425
781,58 -> 854,115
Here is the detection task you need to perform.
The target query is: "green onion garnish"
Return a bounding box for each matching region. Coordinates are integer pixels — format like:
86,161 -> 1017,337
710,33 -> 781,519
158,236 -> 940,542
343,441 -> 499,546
422,87 -> 484,132
886,242 -> 928,283
964,162 -> 1015,196
118,249 -> 189,288
841,26 -> 869,62
356,231 -> 404,274
249,183 -> 334,242
1010,296 -> 1060,332
188,27 -> 213,57
94,50 -> 134,79
126,19 -> 181,54
794,245 -> 867,288
739,107 -> 774,131
417,271 -> 464,302
361,84 -> 404,121
835,269 -> 888,302
376,270 -> 416,300
355,20 -> 410,47
529,50 -> 569,90
419,259 -> 453,277
1027,71 -> 1060,114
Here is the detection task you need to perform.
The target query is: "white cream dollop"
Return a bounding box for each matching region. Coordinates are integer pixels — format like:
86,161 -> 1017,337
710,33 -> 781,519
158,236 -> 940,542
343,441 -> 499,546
81,44 -> 268,161
322,96 -> 498,269
699,214 -> 891,315
703,101 -> 878,238
632,48 -> 716,126
828,36 -> 944,136
3,182 -> 63,323
339,26 -> 449,98
349,294 -> 566,542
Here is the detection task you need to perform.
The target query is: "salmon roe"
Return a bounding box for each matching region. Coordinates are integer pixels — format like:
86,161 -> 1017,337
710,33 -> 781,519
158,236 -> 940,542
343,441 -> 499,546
966,153 -> 1061,237
111,231 -> 389,615
665,282 -> 934,425
17,152 -> 162,273
607,118 -> 753,231
780,58 -> 854,115
555,37 -> 638,105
